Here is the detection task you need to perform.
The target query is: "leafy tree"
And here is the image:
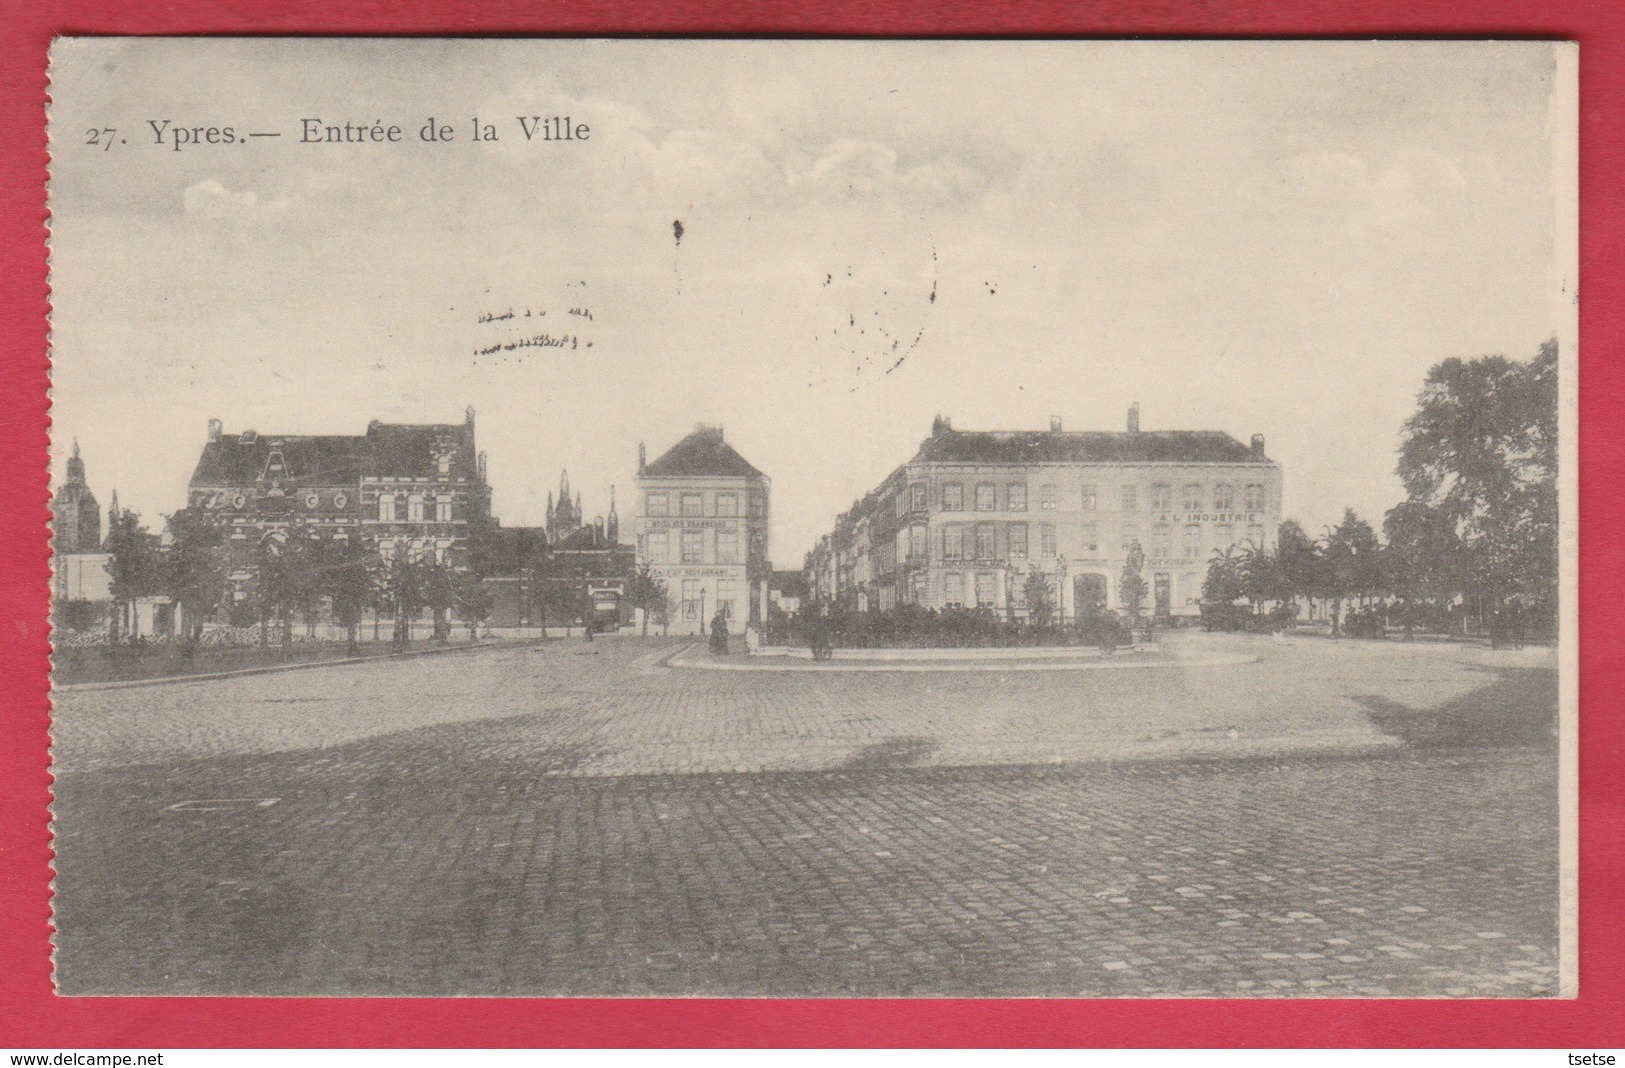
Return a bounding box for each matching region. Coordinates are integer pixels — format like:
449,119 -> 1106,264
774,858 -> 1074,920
105,507 -> 158,640
1274,520 -> 1321,611
1203,545 -> 1246,606
319,535 -> 374,653
254,534 -> 302,650
371,551 -> 428,647
1397,339 -> 1559,622
162,507 -> 227,648
1023,566 -> 1057,629
1320,508 -> 1384,633
453,567 -> 491,641
626,562 -> 670,636
1383,499 -> 1466,632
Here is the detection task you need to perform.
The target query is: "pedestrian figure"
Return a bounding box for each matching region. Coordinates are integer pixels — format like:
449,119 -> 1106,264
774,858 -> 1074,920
1099,610 -> 1120,656
709,609 -> 729,655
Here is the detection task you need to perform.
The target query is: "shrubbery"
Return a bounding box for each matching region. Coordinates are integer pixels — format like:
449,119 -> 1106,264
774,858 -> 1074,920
766,604 -> 1138,650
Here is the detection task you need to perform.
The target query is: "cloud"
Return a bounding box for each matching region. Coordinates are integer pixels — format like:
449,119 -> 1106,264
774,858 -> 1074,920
182,178 -> 289,222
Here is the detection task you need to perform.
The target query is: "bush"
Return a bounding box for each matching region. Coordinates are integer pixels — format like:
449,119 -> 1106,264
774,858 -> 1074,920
773,604 -> 1091,650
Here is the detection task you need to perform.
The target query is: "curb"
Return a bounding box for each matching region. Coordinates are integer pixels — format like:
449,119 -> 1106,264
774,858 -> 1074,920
669,650 -> 1258,673
53,637 -> 541,693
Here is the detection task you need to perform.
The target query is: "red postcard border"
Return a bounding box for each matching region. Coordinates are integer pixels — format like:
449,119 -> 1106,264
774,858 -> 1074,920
3,0 -> 1620,1049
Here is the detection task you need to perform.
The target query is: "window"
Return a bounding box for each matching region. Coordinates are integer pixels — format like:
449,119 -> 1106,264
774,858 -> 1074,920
717,580 -> 737,620
378,538 -> 396,561
681,579 -> 700,620
1178,572 -> 1200,607
975,572 -> 997,607
908,523 -> 928,560
943,525 -> 963,561
1244,483 -> 1265,511
975,523 -> 996,560
1039,484 -> 1056,511
1216,524 -> 1235,550
944,572 -> 965,608
716,492 -> 739,517
1150,483 -> 1172,512
1040,523 -> 1057,556
437,454 -> 451,476
975,483 -> 997,511
1008,483 -> 1028,511
646,531 -> 669,564
1213,483 -> 1235,511
680,492 -> 703,518
681,529 -> 704,564
435,496 -> 452,522
378,494 -> 395,523
1008,522 -> 1028,558
408,495 -> 424,523
943,482 -> 964,511
1247,523 -> 1265,548
304,492 -> 320,510
748,491 -> 764,518
1183,524 -> 1202,559
1081,484 -> 1098,511
646,491 -> 669,517
911,483 -> 928,512
716,530 -> 739,564
1183,483 -> 1203,512
1120,484 -> 1138,512
1121,525 -> 1139,553
1152,524 -> 1172,560
1080,522 -> 1099,553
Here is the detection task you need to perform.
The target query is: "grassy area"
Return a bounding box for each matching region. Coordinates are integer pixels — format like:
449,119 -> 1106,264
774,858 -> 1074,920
53,636 -> 493,686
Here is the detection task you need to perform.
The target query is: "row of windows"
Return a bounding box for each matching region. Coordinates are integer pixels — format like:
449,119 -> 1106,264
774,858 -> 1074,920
940,571 -> 1207,609
377,494 -> 454,523
643,529 -> 758,566
678,578 -> 738,620
645,490 -> 764,519
902,480 -> 1268,515
924,521 -> 1267,562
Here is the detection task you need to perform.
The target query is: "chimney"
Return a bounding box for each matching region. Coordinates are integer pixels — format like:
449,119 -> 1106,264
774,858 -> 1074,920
1049,416 -> 1063,433
1127,403 -> 1140,434
1251,433 -> 1266,458
931,414 -> 953,436
638,442 -> 647,474
207,418 -> 222,442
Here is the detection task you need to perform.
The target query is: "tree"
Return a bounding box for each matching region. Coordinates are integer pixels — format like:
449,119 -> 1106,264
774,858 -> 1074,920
1397,340 -> 1559,625
162,507 -> 227,650
1320,509 -> 1383,634
626,562 -> 670,637
1119,540 -> 1148,635
104,507 -> 158,640
1023,566 -> 1057,629
1383,499 -> 1466,633
320,535 -> 374,654
1274,520 -> 1321,612
371,551 -> 428,647
1203,545 -> 1246,606
254,534 -> 301,651
452,567 -> 491,641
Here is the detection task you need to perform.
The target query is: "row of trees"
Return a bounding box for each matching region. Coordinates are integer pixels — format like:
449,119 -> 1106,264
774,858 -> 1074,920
1200,340 -> 1559,639
97,512 -> 493,651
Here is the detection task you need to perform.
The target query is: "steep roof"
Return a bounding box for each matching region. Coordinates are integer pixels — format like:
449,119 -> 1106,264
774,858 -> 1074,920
642,427 -> 765,479
189,421 -> 478,487
910,428 -> 1267,466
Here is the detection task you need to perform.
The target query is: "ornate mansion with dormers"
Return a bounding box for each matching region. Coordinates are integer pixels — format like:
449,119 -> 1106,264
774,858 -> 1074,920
806,407 -> 1283,623
186,410 -> 492,604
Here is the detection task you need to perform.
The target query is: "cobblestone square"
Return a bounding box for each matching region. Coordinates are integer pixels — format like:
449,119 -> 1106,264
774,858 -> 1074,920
49,633 -> 1561,996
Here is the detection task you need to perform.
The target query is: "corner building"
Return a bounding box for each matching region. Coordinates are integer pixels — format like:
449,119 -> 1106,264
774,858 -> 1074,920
807,408 -> 1282,623
633,425 -> 770,635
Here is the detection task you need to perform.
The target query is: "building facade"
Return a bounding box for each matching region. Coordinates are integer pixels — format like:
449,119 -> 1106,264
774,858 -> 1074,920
806,408 -> 1283,623
186,410 -> 491,607
633,425 -> 770,635
482,473 -> 633,632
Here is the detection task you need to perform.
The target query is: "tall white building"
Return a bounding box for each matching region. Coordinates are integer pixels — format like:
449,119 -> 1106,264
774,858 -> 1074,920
633,425 -> 770,635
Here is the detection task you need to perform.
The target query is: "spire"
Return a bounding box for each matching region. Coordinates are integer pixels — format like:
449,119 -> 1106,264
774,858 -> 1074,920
108,488 -> 120,522
559,468 -> 571,501
65,439 -> 86,483
607,486 -> 619,544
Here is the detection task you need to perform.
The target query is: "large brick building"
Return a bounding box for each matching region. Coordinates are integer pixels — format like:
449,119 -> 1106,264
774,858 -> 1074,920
186,410 -> 491,607
633,425 -> 770,635
806,407 -> 1283,623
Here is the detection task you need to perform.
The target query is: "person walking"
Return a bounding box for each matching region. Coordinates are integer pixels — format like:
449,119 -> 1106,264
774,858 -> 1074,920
709,609 -> 729,655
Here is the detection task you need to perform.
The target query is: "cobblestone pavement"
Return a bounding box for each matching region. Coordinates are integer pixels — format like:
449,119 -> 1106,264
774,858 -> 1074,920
50,634 -> 1560,996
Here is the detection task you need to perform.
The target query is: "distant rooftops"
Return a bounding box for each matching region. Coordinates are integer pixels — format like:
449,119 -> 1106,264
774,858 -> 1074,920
189,410 -> 480,486
915,408 -> 1269,465
639,424 -> 767,480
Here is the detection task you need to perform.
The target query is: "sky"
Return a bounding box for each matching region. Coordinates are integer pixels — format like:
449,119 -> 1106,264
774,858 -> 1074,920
47,39 -> 1573,564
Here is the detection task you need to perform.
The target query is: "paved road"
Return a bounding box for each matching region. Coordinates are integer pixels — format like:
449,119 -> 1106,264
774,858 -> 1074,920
50,633 -> 1561,996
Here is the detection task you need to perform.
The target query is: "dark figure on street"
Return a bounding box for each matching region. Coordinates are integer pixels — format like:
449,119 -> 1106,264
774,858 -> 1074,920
1099,610 -> 1121,656
709,609 -> 729,655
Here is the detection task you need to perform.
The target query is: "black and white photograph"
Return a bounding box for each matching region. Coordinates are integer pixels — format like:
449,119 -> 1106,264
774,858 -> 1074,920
46,38 -> 1576,997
